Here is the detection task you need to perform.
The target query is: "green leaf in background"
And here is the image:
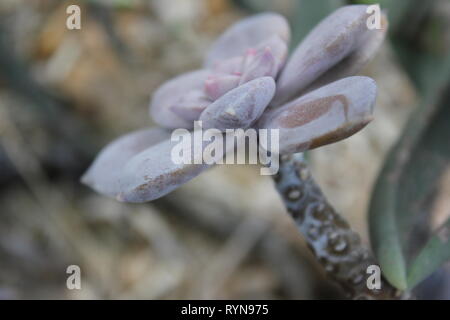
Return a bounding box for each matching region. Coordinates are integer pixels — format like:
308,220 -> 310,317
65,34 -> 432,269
369,0 -> 450,291
407,218 -> 450,288
369,58 -> 450,290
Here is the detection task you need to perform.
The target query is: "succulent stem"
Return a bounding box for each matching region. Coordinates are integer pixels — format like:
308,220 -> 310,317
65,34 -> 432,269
272,153 -> 402,299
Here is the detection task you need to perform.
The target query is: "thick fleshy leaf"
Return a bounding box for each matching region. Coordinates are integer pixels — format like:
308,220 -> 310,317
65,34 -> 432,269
116,139 -> 207,203
200,77 -> 276,131
211,35 -> 288,79
239,47 -> 277,84
273,5 -> 386,105
170,90 -> 211,121
81,128 -> 170,198
258,76 -> 376,154
204,74 -> 241,101
117,132 -> 232,203
204,12 -> 290,67
206,39 -> 286,100
254,34 -> 289,70
149,70 -> 211,129
212,56 -> 244,74
305,12 -> 387,93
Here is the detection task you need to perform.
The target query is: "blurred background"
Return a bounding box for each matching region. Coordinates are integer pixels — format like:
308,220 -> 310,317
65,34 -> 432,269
0,0 -> 449,299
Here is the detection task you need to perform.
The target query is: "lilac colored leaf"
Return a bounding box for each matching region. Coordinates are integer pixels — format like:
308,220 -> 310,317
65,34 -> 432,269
81,128 -> 170,198
200,77 -> 276,131
206,39 -> 286,99
254,34 -> 289,71
212,56 -> 244,74
117,133 -> 232,203
204,74 -> 241,101
303,13 -> 388,93
259,76 -> 376,154
82,8 -> 388,204
239,47 -> 277,84
170,90 -> 211,121
149,70 -> 211,129
273,5 -> 386,105
204,12 -> 290,68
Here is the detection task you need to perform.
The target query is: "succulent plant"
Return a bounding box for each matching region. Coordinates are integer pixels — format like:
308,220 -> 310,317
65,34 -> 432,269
81,5 -> 387,203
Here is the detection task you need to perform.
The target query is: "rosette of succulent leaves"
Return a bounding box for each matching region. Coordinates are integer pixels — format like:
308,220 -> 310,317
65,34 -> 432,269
82,5 -> 387,204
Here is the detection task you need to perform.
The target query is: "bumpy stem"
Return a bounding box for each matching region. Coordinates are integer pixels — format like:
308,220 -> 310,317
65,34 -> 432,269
273,153 -> 401,299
